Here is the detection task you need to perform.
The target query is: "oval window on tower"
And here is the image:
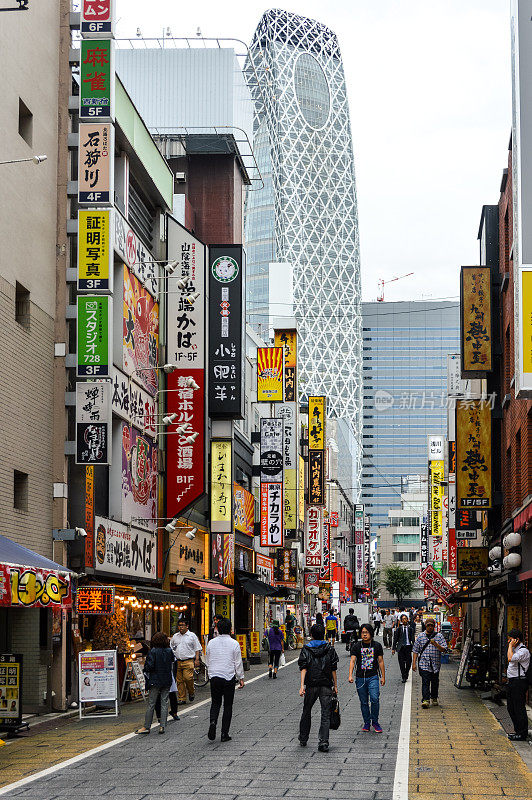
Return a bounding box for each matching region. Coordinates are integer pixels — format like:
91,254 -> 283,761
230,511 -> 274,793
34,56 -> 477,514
293,53 -> 330,129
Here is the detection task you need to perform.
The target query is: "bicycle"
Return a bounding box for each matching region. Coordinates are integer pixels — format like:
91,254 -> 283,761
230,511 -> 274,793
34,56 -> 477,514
286,631 -> 297,650
193,655 -> 209,688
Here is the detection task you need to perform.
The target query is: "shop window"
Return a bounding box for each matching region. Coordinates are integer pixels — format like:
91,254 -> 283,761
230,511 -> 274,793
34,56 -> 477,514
18,98 -> 33,146
14,470 -> 28,511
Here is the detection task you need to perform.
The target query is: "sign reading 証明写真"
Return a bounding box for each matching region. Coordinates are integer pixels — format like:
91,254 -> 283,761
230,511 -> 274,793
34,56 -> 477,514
77,295 -> 112,377
274,548 -> 297,587
208,245 -> 245,418
78,209 -> 112,291
260,418 -> 283,483
80,39 -> 114,120
76,586 -> 115,615
76,381 -> 112,465
260,482 -> 283,547
418,564 -> 455,606
81,0 -> 115,37
456,547 -> 489,579
78,124 -> 113,205
308,396 -> 325,450
305,506 -> 322,568
0,653 -> 22,729
94,517 -> 156,580
461,266 -> 492,375
274,329 -> 297,402
211,441 -> 232,526
257,347 -> 284,402
308,450 -> 325,506
456,399 -> 491,509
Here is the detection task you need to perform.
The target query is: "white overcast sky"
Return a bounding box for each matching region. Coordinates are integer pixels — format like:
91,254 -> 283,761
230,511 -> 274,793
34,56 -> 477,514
115,0 -> 511,303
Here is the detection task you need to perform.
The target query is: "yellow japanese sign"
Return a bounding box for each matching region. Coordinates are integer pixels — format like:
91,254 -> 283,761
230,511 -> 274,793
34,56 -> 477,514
250,631 -> 261,654
308,396 -> 325,450
507,605 -> 523,632
456,400 -> 491,509
275,329 -> 297,402
430,460 -> 444,537
522,271 -> 532,373
299,455 -> 305,528
257,347 -> 284,402
78,209 -> 111,291
211,441 -> 232,523
461,266 -> 491,373
236,634 -> 247,659
284,467 -> 298,530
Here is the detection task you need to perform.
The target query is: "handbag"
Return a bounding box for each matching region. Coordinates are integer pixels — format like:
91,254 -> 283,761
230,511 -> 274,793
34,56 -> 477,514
279,652 -> 286,667
329,695 -> 341,730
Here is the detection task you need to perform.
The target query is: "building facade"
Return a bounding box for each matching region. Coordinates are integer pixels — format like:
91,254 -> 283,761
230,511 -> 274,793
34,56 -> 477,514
244,9 -> 363,484
361,301 -> 460,533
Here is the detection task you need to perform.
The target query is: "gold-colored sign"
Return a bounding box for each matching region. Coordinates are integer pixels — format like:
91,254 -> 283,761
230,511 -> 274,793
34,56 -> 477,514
456,400 -> 491,509
308,396 -> 325,450
211,441 -> 232,523
257,347 -> 284,402
275,329 -> 297,402
461,266 -> 492,373
78,209 -> 111,291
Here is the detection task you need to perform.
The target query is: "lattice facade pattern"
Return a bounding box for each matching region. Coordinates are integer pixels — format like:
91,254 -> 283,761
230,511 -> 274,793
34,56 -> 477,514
245,9 -> 362,489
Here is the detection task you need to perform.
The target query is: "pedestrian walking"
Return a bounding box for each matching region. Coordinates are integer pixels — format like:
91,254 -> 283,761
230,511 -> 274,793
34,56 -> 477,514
206,617 -> 245,742
383,610 -> 394,648
392,613 -> 416,682
505,629 -> 530,741
135,632 -> 174,735
412,618 -> 447,708
315,611 -> 324,629
208,614 -> 221,641
325,609 -> 339,645
348,623 -> 385,733
343,607 -> 360,651
267,619 -> 285,678
170,618 -> 202,705
372,609 -> 382,636
298,623 -> 339,752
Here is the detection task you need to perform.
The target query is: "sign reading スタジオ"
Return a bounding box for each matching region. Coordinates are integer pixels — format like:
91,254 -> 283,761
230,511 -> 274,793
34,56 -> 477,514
208,245 -> 245,418
77,295 -> 112,377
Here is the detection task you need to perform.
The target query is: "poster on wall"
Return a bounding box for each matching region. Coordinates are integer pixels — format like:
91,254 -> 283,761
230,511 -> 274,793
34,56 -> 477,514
257,347 -> 284,402
233,484 -> 254,537
120,423 -> 157,531
94,516 -> 156,580
122,265 -> 159,396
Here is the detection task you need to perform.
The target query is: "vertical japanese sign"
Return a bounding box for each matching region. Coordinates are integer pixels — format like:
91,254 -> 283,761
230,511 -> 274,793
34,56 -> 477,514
233,484 -> 255,537
257,347 -> 284,401
208,245 -> 245,418
274,329 -> 297,402
308,451 -> 325,506
260,419 -> 283,483
273,548 -> 297,586
120,424 -> 157,530
299,455 -> 305,528
211,441 -> 232,530
320,522 -> 331,581
354,505 -> 364,587
364,514 -> 371,587
428,435 -> 444,537
77,295 -> 112,377
305,506 -> 322,568
78,209 -> 112,291
85,466 -> 94,568
277,403 -> 297,535
420,517 -> 429,570
260,483 -> 283,547
81,0 -> 115,37
456,399 -> 492,508
80,39 -> 114,120
166,219 -> 207,519
460,266 -> 492,375
78,123 -> 114,205
308,397 -> 325,450
76,381 -> 112,465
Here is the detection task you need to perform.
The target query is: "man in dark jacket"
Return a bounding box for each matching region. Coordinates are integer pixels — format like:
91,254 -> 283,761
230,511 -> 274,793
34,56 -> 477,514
343,608 -> 359,651
298,624 -> 339,752
392,613 -> 416,682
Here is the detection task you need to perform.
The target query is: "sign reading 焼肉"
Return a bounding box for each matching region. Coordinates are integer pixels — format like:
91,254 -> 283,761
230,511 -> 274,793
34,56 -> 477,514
456,399 -> 491,509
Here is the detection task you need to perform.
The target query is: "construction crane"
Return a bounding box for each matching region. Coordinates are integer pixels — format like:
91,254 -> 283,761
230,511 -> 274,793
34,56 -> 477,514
377,272 -> 414,302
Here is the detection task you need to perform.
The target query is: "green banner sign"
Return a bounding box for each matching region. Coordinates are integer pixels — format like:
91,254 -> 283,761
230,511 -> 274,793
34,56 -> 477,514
80,39 -> 114,120
77,295 -> 111,377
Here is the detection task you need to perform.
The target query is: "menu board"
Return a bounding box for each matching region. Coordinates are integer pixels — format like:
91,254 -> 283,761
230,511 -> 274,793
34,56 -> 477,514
79,650 -> 117,702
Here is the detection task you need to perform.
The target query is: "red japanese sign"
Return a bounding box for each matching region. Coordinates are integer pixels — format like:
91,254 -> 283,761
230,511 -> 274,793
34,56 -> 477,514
448,526 -> 457,576
320,522 -> 331,581
305,506 -> 322,568
0,565 -> 72,609
419,564 -> 455,606
329,512 -> 339,527
81,1 -> 114,37
304,572 -> 320,592
76,586 -> 115,615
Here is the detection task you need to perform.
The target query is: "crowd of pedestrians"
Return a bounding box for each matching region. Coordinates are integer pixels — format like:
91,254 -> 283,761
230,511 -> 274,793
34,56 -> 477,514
132,606 -> 530,750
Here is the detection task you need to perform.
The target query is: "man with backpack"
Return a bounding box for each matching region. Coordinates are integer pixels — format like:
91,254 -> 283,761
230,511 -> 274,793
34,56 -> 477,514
506,629 -> 531,741
343,608 -> 360,651
298,624 -> 339,752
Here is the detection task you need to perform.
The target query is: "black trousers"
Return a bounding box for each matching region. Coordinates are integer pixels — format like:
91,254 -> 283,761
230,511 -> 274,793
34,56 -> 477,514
419,668 -> 440,701
299,685 -> 333,744
507,678 -> 529,737
397,645 -> 413,680
210,676 -> 236,735
269,650 -> 281,668
374,621 -> 381,635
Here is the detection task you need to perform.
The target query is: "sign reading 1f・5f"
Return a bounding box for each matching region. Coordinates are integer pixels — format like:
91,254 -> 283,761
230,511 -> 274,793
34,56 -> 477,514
77,296 -> 112,377
80,39 -> 115,120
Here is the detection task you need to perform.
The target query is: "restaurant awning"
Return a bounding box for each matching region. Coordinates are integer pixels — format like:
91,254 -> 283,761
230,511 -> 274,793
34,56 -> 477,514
0,533 -> 73,574
0,533 -> 73,609
184,578 -> 233,596
235,569 -> 278,597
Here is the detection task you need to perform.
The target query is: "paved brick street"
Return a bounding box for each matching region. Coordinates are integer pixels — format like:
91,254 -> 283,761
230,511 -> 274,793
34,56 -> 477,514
1,645 -> 531,800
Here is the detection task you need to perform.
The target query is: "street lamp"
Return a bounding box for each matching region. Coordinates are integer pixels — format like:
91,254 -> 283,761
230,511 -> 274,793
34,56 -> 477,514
0,154 -> 47,166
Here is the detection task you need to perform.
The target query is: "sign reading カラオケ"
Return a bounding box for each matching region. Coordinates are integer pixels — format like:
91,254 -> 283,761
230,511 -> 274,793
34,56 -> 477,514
305,506 -> 322,568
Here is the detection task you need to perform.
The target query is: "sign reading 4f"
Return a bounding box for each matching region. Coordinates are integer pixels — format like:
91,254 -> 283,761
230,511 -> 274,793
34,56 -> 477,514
80,39 -> 114,120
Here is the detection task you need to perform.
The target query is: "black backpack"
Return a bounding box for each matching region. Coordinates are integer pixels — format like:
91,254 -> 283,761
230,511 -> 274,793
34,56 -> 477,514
305,646 -> 334,686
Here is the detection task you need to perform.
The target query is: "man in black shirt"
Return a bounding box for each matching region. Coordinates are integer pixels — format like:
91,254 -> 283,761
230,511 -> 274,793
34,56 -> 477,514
392,613 -> 416,682
348,623 -> 385,733
298,624 -> 339,752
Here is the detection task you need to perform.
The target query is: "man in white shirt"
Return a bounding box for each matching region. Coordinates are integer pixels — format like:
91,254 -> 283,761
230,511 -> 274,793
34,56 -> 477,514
206,617 -> 245,742
170,618 -> 202,705
506,629 -> 531,741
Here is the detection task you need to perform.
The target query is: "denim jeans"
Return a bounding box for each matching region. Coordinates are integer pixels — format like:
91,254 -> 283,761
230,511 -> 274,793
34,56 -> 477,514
356,674 -> 380,725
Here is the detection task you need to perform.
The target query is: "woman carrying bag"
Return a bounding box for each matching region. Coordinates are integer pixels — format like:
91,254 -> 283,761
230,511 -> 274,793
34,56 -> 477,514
135,632 -> 174,735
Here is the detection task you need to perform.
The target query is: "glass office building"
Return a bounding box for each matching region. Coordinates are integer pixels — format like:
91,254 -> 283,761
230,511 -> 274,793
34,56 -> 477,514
361,301 -> 460,531
245,9 -> 362,482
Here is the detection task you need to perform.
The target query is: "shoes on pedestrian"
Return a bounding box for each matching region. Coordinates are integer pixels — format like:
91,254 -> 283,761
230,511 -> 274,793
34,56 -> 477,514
372,723 -> 383,734
361,722 -> 371,732
401,678 -> 407,683
431,699 -> 439,707
421,700 -> 430,709
158,727 -> 165,734
508,733 -> 528,741
208,723 -> 216,741
221,734 -> 232,742
170,713 -> 180,721
268,668 -> 272,678
177,700 -> 186,705
318,741 -> 329,752
189,694 -> 195,701
273,672 -> 277,679
134,728 -> 150,735
298,738 -> 307,747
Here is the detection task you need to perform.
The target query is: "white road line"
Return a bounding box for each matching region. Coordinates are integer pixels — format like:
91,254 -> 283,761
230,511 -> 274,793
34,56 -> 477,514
0,656 -> 299,797
392,672 -> 412,800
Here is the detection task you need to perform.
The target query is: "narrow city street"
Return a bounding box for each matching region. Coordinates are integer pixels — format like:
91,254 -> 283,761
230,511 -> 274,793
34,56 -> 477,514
1,646 -> 531,800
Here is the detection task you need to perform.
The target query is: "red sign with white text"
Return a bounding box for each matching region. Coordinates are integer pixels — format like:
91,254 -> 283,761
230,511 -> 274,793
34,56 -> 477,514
419,564 -> 454,606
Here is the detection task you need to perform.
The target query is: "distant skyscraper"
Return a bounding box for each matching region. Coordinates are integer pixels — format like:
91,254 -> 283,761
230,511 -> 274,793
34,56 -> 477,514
361,301 -> 460,531
245,9 -> 362,487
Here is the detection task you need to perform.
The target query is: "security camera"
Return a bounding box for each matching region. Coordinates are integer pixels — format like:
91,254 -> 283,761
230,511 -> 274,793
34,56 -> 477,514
177,277 -> 190,290
33,155 -> 47,164
75,527 -> 87,538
